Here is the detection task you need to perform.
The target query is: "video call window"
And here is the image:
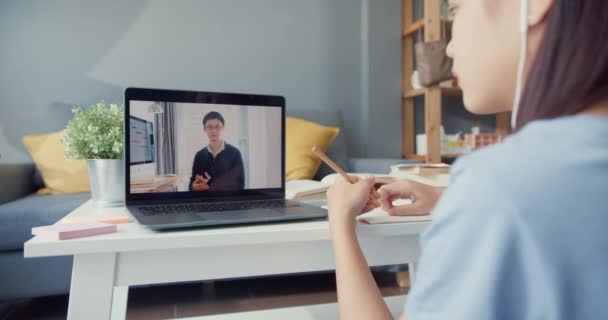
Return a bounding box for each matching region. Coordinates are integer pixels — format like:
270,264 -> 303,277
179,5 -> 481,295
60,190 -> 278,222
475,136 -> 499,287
129,101 -> 282,194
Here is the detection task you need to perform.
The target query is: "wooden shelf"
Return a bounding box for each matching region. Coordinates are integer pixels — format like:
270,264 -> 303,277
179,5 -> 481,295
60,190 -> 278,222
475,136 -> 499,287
405,154 -> 426,162
403,87 -> 462,99
401,0 -> 465,164
403,88 -> 425,99
402,20 -> 424,37
441,87 -> 462,96
403,19 -> 452,38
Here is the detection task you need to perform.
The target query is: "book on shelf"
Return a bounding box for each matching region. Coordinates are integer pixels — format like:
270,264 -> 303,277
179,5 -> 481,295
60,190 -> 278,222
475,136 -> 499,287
389,164 -> 451,187
390,163 -> 451,175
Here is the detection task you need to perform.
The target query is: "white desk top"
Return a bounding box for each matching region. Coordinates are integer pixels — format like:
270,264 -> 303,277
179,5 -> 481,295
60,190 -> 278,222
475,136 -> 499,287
25,200 -> 431,258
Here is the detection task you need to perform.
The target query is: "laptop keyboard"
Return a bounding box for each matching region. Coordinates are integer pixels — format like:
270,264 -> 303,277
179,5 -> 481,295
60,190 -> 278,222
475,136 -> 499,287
137,200 -> 299,216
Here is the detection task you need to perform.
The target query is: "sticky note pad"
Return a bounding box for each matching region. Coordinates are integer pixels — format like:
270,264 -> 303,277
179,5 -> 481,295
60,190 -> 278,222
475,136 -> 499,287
32,221 -> 117,240
60,215 -> 131,225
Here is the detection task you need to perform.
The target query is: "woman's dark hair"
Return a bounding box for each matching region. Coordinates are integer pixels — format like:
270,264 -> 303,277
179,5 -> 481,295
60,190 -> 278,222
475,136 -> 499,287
202,111 -> 225,126
517,0 -> 608,128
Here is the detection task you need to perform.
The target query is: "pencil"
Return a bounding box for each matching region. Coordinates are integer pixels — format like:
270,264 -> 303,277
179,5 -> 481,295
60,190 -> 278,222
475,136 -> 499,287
311,146 -> 358,184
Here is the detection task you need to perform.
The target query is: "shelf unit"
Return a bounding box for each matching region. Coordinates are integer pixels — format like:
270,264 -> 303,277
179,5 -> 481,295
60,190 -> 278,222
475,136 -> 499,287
401,0 -> 510,163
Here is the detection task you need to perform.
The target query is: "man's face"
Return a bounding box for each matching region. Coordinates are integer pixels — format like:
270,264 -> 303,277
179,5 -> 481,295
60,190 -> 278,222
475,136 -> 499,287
204,119 -> 223,143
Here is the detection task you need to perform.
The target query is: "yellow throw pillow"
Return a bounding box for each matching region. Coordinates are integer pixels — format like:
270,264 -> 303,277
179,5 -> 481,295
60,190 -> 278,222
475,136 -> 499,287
286,117 -> 340,180
23,131 -> 90,195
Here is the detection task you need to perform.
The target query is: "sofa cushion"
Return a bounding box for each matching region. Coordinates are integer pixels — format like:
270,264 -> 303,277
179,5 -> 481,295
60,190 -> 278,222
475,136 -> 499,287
33,166 -> 45,190
285,117 -> 339,180
22,131 -> 91,194
0,193 -> 90,251
286,110 -> 350,180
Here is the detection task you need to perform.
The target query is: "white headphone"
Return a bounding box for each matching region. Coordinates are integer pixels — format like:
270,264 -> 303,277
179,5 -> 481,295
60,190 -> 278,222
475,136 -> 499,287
511,0 -> 530,129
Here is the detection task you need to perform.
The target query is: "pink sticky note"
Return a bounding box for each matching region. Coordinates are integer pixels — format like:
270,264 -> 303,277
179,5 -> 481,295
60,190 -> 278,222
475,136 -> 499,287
60,215 -> 131,225
32,221 -> 116,240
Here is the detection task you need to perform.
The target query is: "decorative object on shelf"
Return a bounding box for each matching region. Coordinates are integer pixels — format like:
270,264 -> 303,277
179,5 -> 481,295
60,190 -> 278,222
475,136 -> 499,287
412,70 -> 455,89
62,101 -> 125,207
416,134 -> 428,156
414,22 -> 453,86
464,133 -> 503,151
471,122 -> 481,134
417,126 -> 469,157
443,132 -> 467,155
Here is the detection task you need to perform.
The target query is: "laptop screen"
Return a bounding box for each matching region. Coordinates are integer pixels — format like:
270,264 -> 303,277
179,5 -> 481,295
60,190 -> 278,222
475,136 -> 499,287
126,93 -> 283,201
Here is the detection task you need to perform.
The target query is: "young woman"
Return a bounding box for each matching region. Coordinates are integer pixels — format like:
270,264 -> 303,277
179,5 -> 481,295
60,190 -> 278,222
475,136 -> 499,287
326,0 -> 608,319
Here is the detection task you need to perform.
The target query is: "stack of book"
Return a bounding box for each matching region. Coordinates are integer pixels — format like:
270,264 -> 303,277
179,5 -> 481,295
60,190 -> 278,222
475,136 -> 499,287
389,163 -> 451,187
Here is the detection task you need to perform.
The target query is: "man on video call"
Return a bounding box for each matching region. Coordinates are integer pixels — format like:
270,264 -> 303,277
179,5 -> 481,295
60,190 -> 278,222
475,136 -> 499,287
189,111 -> 245,191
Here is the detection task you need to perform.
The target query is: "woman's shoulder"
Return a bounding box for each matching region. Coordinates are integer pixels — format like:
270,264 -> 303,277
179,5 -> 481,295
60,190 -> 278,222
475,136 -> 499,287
450,116 -> 608,209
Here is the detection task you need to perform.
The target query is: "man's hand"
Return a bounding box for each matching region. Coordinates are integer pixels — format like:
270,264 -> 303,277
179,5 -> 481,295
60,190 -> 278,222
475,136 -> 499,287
192,172 -> 211,191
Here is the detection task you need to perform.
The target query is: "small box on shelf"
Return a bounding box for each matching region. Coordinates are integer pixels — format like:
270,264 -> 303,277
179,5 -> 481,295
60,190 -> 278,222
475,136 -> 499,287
464,133 -> 503,151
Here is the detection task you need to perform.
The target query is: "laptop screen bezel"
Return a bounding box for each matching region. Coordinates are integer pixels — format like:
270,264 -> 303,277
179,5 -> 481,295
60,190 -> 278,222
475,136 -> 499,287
124,87 -> 286,205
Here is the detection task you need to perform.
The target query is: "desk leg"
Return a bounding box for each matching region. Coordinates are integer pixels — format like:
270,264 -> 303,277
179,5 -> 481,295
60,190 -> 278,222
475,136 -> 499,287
68,253 -> 117,320
111,286 -> 129,320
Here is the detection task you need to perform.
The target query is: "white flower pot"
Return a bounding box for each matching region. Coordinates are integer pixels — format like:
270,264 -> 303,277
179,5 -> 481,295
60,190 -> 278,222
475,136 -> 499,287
87,159 -> 125,208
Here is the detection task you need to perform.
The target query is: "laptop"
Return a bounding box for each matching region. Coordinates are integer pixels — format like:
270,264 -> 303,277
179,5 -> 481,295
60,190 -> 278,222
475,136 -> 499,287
124,87 -> 328,230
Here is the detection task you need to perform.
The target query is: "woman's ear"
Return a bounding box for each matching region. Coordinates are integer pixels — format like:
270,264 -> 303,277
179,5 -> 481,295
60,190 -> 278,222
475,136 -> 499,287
528,0 -> 555,27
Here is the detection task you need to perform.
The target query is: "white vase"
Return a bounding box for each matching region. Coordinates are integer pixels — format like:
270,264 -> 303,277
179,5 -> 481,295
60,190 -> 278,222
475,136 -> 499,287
87,159 -> 125,208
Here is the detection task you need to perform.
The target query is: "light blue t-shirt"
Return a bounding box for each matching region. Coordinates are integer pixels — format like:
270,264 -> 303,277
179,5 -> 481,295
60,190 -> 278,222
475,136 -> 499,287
406,116 -> 608,320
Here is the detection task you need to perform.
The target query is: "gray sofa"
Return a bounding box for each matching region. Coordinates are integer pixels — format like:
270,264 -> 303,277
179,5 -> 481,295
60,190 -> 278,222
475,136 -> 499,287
0,110 -> 411,301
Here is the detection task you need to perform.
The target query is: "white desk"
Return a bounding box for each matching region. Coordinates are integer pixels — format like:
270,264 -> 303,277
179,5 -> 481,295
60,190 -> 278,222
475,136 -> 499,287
24,200 -> 430,320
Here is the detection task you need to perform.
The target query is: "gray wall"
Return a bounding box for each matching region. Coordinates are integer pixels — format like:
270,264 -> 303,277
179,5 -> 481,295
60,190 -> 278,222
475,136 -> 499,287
0,0 -> 493,164
361,0 -> 403,158
0,0 -> 369,162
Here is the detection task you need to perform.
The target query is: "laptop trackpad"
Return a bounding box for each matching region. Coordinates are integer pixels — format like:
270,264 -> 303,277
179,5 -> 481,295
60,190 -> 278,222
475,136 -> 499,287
201,209 -> 282,221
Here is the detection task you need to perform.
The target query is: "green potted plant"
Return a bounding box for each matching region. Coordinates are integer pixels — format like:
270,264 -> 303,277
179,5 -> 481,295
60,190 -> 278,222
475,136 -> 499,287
62,101 -> 125,207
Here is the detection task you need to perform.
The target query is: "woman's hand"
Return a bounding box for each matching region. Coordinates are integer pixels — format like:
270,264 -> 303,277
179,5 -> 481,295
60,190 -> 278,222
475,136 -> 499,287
326,175 -> 378,230
327,175 -> 395,320
376,180 -> 444,216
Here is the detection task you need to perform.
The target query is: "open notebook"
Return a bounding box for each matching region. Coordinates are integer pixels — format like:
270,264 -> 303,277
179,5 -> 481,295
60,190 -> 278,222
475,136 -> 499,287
323,199 -> 432,224
285,180 -> 329,200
